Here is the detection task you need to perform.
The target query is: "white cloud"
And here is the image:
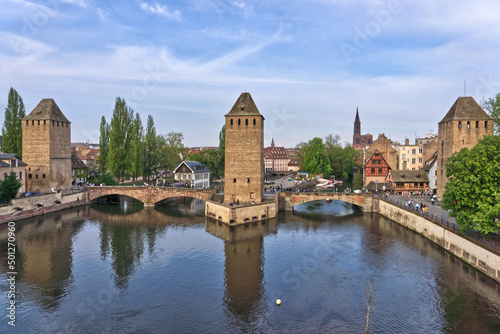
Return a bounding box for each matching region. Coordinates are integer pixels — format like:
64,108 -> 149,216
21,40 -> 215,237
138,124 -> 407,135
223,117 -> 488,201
0,32 -> 55,55
139,2 -> 181,20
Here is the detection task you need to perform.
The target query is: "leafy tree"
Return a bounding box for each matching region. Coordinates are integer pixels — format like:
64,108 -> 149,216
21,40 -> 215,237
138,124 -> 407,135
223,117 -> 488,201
218,124 -> 225,177
303,137 -> 332,176
324,134 -> 361,182
0,170 -> 22,202
108,97 -> 134,182
442,135 -> 500,234
98,116 -> 110,174
131,113 -> 144,183
2,88 -> 25,157
142,115 -> 160,181
160,132 -> 185,172
482,93 -> 500,135
353,170 -> 364,190
188,149 -> 224,180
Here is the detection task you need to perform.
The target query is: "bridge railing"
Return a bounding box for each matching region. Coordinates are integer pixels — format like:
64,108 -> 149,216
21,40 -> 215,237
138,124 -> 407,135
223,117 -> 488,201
376,194 -> 500,253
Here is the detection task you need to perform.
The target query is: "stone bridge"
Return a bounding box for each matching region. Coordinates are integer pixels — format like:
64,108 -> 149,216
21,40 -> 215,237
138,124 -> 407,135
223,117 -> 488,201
278,192 -> 373,212
86,186 -> 215,207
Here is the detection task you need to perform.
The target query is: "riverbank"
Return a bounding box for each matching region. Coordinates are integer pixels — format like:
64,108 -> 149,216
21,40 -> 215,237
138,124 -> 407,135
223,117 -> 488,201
0,190 -> 86,224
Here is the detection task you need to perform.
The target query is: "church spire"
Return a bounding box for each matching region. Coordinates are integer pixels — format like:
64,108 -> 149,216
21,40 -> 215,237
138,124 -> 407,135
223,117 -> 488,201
271,138 -> 275,147
354,107 -> 361,136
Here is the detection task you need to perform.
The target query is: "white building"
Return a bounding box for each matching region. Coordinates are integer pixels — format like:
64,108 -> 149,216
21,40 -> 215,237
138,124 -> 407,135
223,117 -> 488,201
0,153 -> 27,195
424,151 -> 438,193
173,161 -> 211,189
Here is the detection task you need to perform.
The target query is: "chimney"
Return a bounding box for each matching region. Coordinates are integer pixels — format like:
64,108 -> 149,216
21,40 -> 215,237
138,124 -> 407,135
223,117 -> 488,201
405,138 -> 409,146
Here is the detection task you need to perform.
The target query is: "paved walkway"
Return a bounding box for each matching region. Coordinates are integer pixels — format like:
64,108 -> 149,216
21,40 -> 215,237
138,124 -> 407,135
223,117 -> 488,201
388,194 -> 455,223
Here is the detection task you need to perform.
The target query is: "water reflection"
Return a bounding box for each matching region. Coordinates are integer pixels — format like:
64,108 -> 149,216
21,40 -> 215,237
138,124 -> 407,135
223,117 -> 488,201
206,219 -> 277,324
0,210 -> 86,311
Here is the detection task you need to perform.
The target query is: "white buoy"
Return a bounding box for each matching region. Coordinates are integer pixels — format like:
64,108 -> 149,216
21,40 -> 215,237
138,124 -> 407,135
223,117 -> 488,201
276,299 -> 282,306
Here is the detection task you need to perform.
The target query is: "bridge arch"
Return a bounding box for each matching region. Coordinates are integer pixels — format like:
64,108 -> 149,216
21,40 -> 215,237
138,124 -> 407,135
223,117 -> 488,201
279,192 -> 373,213
86,186 -> 215,207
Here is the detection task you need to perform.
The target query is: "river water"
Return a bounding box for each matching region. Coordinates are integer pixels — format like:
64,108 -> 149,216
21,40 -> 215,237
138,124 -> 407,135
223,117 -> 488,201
1,198 -> 499,333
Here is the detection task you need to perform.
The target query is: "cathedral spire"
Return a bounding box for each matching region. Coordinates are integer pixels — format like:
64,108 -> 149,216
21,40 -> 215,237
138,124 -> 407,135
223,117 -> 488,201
354,107 -> 361,136
271,138 -> 275,147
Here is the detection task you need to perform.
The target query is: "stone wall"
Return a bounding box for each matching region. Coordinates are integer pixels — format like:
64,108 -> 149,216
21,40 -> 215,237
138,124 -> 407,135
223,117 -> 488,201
0,191 -> 86,224
205,200 -> 277,225
376,198 -> 500,283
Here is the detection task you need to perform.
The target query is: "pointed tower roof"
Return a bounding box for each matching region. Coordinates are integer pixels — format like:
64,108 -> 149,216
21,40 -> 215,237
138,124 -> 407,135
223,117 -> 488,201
355,107 -> 360,122
225,92 -> 263,117
439,96 -> 491,124
24,98 -> 70,123
271,138 -> 275,147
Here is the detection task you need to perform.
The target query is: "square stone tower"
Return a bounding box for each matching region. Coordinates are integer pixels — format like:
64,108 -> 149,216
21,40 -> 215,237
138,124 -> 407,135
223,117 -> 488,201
22,99 -> 72,193
437,96 -> 493,198
224,93 -> 264,204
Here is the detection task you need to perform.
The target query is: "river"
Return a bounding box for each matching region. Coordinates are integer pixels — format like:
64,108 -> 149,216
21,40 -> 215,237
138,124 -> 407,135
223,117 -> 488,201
1,198 -> 499,333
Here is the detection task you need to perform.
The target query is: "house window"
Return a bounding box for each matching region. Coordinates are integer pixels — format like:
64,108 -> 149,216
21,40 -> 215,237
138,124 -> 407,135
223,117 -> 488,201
418,158 -> 422,163
418,148 -> 423,154
378,168 -> 382,174
371,168 -> 375,174
3,173 -> 6,180
19,172 -> 22,179
412,158 -> 416,164
412,149 -> 416,154
414,183 -> 418,187
402,154 -> 406,159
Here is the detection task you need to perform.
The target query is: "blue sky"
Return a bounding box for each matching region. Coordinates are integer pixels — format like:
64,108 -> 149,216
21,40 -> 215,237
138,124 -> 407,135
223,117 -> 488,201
1,0 -> 500,147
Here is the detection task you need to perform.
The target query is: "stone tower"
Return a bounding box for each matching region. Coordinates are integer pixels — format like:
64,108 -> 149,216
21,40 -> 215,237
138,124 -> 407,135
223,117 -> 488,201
224,93 -> 264,204
437,96 -> 493,198
22,98 -> 72,193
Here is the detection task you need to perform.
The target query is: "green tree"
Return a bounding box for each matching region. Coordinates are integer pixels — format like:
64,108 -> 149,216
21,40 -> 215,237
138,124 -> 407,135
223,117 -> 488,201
131,113 -> 143,184
188,148 -> 224,180
324,134 -> 361,182
2,88 -> 25,157
303,137 -> 332,176
442,135 -> 500,234
0,170 -> 22,202
142,115 -> 160,181
482,93 -> 500,135
108,97 -> 134,182
218,124 -> 225,177
98,116 -> 110,174
160,132 -> 185,172
353,170 -> 363,190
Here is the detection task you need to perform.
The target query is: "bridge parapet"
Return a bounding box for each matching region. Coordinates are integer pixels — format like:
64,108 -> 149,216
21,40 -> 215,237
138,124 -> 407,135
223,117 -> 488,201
85,186 -> 215,207
278,192 -> 373,212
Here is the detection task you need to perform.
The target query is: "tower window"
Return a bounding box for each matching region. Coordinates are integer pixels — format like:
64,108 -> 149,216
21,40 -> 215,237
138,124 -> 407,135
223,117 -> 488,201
230,119 -> 233,126
467,121 -> 470,129
238,119 -> 241,126
53,121 -> 55,126
233,178 -> 236,183
458,121 -> 461,129
44,120 -> 46,125
485,121 -> 488,128
28,174 -> 32,179
476,121 -> 479,128
26,120 -> 29,126
38,120 -> 40,125
43,174 -> 46,179
35,174 -> 38,179
32,120 -> 34,125
247,178 -> 250,183
253,119 -> 256,126
245,119 -> 248,126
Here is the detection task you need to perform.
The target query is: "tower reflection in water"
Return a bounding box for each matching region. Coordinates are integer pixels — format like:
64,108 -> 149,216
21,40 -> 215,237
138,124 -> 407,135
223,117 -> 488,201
206,219 -> 277,319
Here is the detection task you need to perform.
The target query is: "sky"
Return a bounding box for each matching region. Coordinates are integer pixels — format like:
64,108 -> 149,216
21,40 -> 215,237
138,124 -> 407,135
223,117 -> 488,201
1,0 -> 500,148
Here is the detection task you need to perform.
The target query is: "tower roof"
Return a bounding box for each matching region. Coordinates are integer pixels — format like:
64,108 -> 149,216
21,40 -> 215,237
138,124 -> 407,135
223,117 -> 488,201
439,96 -> 491,124
24,98 -> 70,123
225,92 -> 263,117
355,107 -> 360,122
